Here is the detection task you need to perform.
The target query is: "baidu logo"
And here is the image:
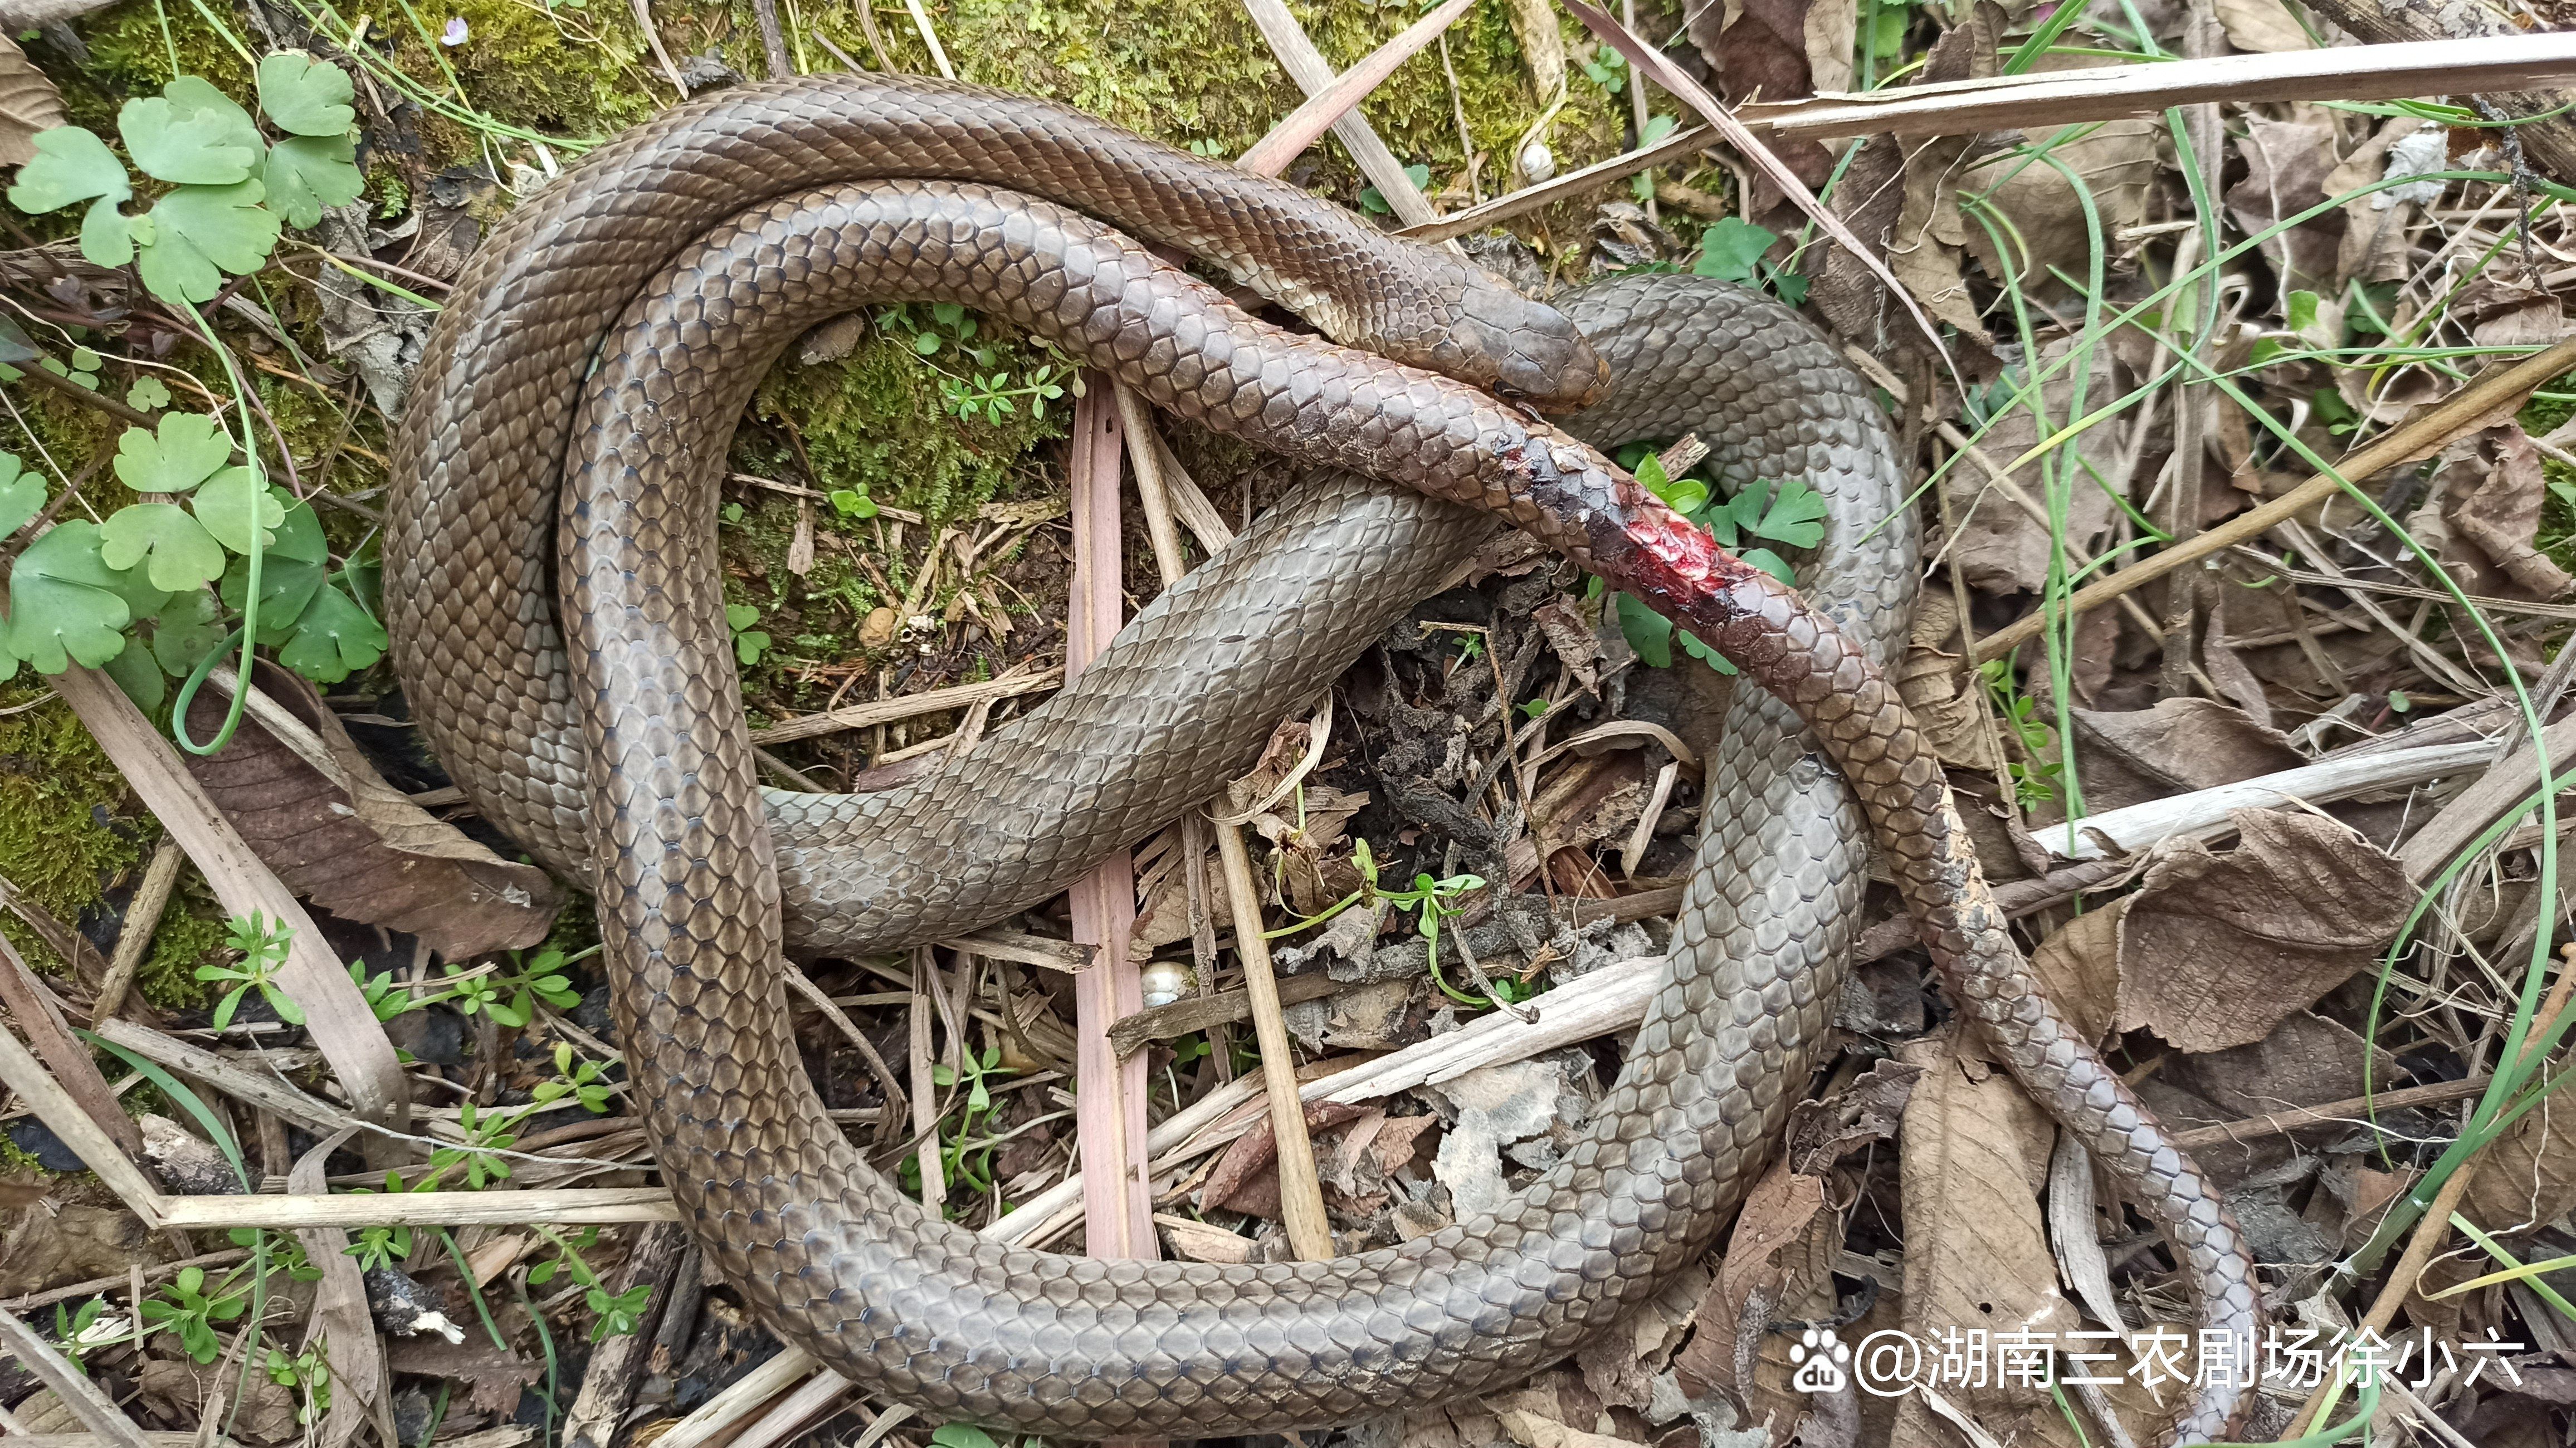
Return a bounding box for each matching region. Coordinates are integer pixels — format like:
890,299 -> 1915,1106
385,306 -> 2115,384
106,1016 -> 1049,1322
1790,1328 -> 1852,1395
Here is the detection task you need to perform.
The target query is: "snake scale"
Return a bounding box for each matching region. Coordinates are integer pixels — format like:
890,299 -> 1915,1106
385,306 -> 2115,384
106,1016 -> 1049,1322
386,74 -> 2254,1445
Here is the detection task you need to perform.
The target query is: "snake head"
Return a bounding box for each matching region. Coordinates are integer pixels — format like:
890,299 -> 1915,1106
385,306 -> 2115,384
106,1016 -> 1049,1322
1424,267 -> 1609,414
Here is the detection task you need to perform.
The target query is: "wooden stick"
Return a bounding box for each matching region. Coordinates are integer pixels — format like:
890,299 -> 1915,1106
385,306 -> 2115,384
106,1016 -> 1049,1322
2031,740 -> 2495,861
1975,336 -> 2576,664
1235,0 -> 1474,178
152,1188 -> 677,1229
2170,1075 -> 2493,1151
1238,0 -> 1441,227
0,933 -> 141,1158
1209,803 -> 1334,1261
745,665 -> 1062,745
94,834 -> 185,1021
1113,386 -> 1188,585
52,664 -> 410,1139
0,1017 -> 164,1225
0,1302 -> 152,1448
1064,385 -> 1157,1262
1743,32 -> 2576,142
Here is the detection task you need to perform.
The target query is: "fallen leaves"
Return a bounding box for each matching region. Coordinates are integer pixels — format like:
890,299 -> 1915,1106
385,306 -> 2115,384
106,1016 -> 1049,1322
183,664 -> 562,958
0,35 -> 63,169
2030,809 -> 2412,1054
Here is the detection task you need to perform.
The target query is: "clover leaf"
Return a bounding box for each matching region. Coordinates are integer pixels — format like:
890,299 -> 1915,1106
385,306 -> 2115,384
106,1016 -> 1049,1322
1692,216 -> 1777,284
150,589 -> 230,677
275,582 -> 386,682
7,128 -> 136,268
114,413 -> 233,495
255,54 -> 356,137
262,134 -> 363,229
0,454 -> 45,538
126,376 -> 172,412
133,180 -> 282,305
101,503 -> 227,590
7,522 -> 134,673
192,466 -> 286,553
7,126 -> 130,213
120,77 -> 264,186
103,640 -> 166,711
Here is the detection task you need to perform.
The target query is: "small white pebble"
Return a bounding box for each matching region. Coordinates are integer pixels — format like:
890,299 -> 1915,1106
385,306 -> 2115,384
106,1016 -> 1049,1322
1139,960 -> 1194,1010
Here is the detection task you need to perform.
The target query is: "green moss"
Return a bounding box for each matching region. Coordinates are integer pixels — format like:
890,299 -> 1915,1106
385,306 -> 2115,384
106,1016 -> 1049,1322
0,684 -> 142,973
407,0 -> 661,152
57,0 -> 257,130
876,0 -> 1622,206
136,898 -> 225,1009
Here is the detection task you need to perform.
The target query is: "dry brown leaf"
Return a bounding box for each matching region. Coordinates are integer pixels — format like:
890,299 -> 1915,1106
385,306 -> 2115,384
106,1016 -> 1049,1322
1895,585 -> 2005,773
2111,810 -> 2412,1052
2323,118 -> 2430,287
2027,904 -> 2121,1046
139,1359 -> 302,1445
183,663 -> 562,958
1499,0 -> 1565,101
383,1334 -> 540,1416
1530,599 -> 1603,693
1674,1161 -> 1826,1400
1880,16 -> 2003,351
1787,1056 -> 1924,1173
0,1202 -> 157,1296
0,35 -> 63,170
1961,116 -> 2159,299
1694,0 -> 1836,189
1890,1034 -> 2082,1446
2164,1010 -> 2385,1121
2071,697 -> 2304,813
2424,424 -> 2576,601
1942,337 -> 2130,596
1809,126 -> 1907,346
2466,1069 -> 2576,1234
2214,0 -> 2311,52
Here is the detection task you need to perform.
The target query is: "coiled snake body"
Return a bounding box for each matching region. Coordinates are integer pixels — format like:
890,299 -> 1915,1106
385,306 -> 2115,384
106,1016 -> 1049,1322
389,75 -> 2253,1445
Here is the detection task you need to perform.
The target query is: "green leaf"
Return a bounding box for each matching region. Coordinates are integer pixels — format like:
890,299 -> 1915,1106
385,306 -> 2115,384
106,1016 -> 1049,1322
0,454 -> 45,538
7,127 -> 131,214
2285,288 -> 2320,331
1640,113 -> 1677,147
6,522 -> 133,673
724,603 -> 759,633
126,376 -> 172,412
1743,477 -> 1828,549
1691,216 -> 1777,283
79,198 -> 135,270
151,589 -> 230,677
274,583 -> 386,683
114,413 -> 234,495
930,1425 -> 999,1448
119,79 -> 264,186
1739,546 -> 1797,585
191,468 -> 286,553
100,502 -> 227,590
102,639 -> 165,711
221,497 -> 326,635
1675,626 -> 1737,676
135,182 -> 281,306
734,629 -> 769,666
262,134 -> 362,229
255,53 -> 356,137
1614,591 -> 1673,668
827,487 -> 877,518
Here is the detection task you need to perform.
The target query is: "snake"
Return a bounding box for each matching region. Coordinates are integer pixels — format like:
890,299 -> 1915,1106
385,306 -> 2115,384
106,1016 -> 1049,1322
386,74 -> 2255,1445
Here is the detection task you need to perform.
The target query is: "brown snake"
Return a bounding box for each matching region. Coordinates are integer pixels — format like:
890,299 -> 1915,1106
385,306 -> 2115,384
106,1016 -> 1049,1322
387,75 -> 2255,1444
